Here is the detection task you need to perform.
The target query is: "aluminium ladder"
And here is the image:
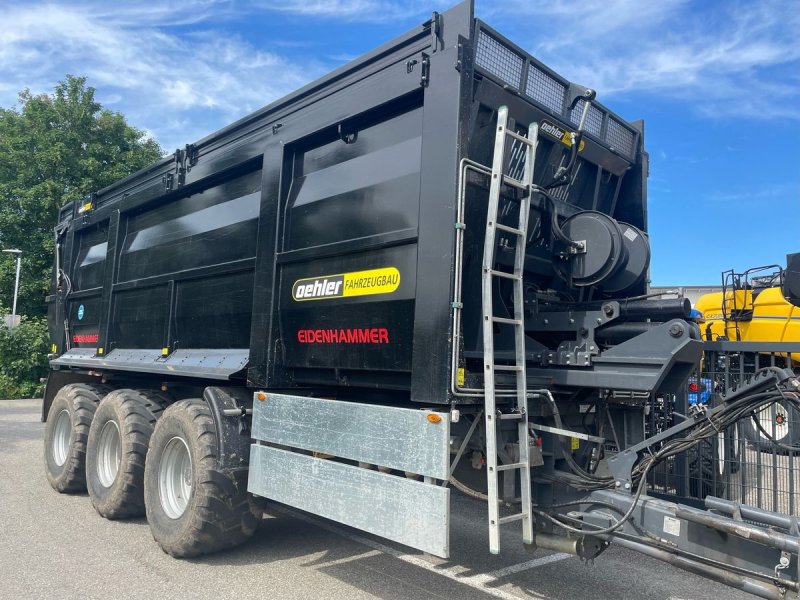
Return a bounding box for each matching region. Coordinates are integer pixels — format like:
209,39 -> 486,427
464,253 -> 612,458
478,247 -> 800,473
481,106 -> 538,554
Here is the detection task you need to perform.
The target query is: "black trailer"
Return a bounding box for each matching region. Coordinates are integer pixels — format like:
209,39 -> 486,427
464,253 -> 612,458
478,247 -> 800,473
42,2 -> 800,597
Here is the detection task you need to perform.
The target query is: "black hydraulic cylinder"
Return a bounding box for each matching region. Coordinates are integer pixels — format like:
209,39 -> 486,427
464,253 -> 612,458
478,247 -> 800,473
616,297 -> 691,321
595,322 -> 661,344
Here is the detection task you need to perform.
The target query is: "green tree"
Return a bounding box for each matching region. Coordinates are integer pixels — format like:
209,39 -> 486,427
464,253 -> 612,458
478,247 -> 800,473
0,307 -> 49,398
0,75 -> 163,318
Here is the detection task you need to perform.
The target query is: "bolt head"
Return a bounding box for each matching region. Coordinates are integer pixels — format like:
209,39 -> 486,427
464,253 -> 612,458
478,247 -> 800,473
668,323 -> 683,337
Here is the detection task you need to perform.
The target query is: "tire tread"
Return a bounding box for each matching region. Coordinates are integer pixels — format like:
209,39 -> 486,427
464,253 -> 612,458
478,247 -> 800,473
45,383 -> 112,493
146,399 -> 257,558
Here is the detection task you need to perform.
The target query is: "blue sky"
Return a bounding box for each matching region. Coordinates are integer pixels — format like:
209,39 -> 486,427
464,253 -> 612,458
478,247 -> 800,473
0,0 -> 797,285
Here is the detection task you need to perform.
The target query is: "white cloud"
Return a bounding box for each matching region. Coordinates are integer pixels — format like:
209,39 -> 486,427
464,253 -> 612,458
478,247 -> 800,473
250,0 -> 446,22
0,1 -> 327,150
488,0 -> 800,120
0,0 -> 796,156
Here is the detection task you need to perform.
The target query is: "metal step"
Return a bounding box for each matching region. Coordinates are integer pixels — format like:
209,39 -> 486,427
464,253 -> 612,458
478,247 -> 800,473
494,223 -> 524,236
497,412 -> 524,420
498,513 -> 526,525
487,268 -> 521,280
491,316 -> 523,325
497,462 -> 528,472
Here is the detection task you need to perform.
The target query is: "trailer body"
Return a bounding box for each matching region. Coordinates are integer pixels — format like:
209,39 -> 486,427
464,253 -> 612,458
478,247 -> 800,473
47,0 -> 662,408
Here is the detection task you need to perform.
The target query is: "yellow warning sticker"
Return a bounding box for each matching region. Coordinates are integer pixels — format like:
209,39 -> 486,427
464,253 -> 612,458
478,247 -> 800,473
571,437 -> 580,451
457,368 -> 466,387
292,267 -> 400,302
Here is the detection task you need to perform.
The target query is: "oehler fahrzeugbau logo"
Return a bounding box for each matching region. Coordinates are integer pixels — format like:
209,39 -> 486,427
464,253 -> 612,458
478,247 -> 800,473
539,119 -> 585,152
292,267 -> 400,301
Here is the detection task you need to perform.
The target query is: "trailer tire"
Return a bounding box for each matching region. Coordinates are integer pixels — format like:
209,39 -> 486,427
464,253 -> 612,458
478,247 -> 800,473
688,438 -> 726,499
726,423 -> 741,474
144,399 -> 258,558
44,383 -> 111,493
86,389 -> 169,519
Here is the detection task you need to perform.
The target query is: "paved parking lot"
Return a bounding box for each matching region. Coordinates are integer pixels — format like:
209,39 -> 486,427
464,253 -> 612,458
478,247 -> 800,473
1,399 -> 755,600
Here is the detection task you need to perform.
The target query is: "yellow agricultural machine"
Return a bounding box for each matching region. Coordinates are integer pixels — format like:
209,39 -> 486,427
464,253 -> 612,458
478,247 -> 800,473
693,254 -> 800,449
695,254 -> 800,357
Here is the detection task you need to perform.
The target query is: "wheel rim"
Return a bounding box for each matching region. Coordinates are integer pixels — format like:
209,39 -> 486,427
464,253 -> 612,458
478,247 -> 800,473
97,420 -> 121,487
757,403 -> 790,441
159,436 -> 192,519
52,409 -> 72,467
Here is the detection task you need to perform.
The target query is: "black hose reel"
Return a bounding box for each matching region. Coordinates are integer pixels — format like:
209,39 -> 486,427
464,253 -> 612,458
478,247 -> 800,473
552,210 -> 650,293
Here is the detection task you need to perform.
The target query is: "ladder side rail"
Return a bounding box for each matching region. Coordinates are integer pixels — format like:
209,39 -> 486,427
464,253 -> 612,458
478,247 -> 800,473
514,121 -> 538,545
483,105 -> 511,555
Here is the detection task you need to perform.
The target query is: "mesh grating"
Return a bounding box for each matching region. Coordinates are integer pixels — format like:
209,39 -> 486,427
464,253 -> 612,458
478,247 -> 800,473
475,30 -> 524,89
569,99 -> 604,138
605,118 -> 636,158
525,65 -> 566,114
647,347 -> 800,515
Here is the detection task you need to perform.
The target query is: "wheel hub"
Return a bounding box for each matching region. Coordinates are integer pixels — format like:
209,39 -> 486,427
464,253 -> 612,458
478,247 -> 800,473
97,419 -> 121,487
52,409 -> 72,467
757,403 -> 789,441
159,436 -> 193,519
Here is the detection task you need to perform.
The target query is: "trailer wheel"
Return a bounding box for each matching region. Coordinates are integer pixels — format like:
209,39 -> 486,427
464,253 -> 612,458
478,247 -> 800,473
86,389 -> 169,519
144,399 -> 258,557
726,423 -> 741,474
44,383 -> 111,493
688,438 -> 726,499
742,401 -> 799,453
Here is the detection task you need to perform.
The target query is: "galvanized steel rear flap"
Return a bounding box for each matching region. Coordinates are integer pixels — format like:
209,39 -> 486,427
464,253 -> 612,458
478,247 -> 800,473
248,393 -> 451,556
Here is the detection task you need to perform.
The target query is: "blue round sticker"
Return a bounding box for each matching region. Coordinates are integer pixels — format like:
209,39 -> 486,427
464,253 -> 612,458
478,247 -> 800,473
77,304 -> 85,320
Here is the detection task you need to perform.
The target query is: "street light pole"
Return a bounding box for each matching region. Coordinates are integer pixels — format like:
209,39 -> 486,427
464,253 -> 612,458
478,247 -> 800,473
3,249 -> 22,329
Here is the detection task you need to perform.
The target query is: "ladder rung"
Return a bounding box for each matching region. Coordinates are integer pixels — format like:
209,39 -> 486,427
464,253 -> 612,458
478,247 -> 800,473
493,364 -> 523,372
494,223 -> 524,236
498,513 -> 526,525
491,316 -> 522,326
500,174 -> 528,191
496,461 -> 527,472
505,128 -> 534,146
488,269 -> 521,280
497,412 -> 524,420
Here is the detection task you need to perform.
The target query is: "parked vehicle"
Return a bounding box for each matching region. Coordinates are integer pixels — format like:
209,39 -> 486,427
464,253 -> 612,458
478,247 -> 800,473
43,2 -> 800,597
695,257 -> 800,450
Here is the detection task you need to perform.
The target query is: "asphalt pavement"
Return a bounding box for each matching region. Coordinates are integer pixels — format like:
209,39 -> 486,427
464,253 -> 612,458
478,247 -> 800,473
0,398 -> 756,600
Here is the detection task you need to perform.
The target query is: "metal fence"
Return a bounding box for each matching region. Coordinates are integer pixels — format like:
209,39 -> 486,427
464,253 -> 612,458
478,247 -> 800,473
648,342 -> 800,515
